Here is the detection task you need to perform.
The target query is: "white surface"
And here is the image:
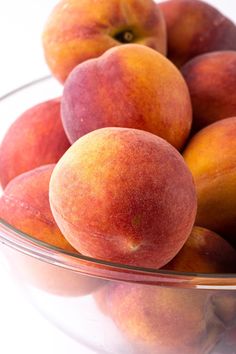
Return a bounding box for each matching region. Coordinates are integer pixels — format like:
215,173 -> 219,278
0,1 -> 235,354
0,263 -> 94,354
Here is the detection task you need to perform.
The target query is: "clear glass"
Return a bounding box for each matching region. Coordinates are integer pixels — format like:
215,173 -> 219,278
0,77 -> 236,354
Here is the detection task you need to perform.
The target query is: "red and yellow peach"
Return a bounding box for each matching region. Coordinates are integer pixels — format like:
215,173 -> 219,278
163,226 -> 236,273
42,0 -> 167,83
49,127 -> 197,269
183,117 -> 236,245
97,283 -> 223,353
159,0 -> 236,68
181,51 -> 236,131
0,98 -> 70,189
0,164 -> 102,296
62,44 -> 192,150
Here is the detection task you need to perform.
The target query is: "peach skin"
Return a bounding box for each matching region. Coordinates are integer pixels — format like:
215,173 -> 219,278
159,0 -> 236,68
0,98 -> 70,189
183,117 -> 236,245
0,164 -> 102,296
163,226 -> 236,273
99,283 -> 224,354
181,51 -> 236,131
42,0 -> 167,83
61,44 -> 192,150
49,127 -> 197,269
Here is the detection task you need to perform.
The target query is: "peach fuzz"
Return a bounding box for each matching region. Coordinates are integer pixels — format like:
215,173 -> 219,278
98,283 -> 223,354
49,127 -> 197,269
61,44 -> 192,150
0,98 -> 70,189
163,227 -> 236,273
183,117 -> 236,245
181,51 -> 236,131
0,164 -> 102,296
42,0 -> 167,83
159,0 -> 236,68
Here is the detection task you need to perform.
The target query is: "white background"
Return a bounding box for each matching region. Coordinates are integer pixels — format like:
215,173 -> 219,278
0,1 -> 235,353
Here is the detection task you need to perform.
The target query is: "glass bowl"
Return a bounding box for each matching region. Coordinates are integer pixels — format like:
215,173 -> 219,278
0,77 -> 236,354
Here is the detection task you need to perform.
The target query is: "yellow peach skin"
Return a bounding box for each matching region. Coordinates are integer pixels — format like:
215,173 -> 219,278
62,44 -> 192,151
42,0 -> 167,83
49,127 -> 197,269
0,164 -> 103,296
183,117 -> 236,246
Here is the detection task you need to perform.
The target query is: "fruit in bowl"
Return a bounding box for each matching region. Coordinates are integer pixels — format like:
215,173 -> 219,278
42,0 -> 167,83
183,117 -> 236,246
49,127 -> 197,269
0,164 -> 103,296
0,98 -> 70,189
159,0 -> 236,68
163,226 -> 236,273
181,51 -> 236,131
0,0 -> 236,352
94,283 -> 225,354
61,43 -> 192,150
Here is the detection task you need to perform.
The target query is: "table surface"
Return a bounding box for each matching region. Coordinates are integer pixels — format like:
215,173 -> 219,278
0,1 -> 235,353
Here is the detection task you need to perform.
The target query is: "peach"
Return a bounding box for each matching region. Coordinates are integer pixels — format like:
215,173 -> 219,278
0,164 -> 102,296
42,0 -> 167,83
61,44 -> 192,150
0,98 -> 70,189
181,51 -> 236,131
159,0 -> 236,68
99,283 -> 223,353
183,117 -> 236,244
163,227 -> 236,273
49,127 -> 197,269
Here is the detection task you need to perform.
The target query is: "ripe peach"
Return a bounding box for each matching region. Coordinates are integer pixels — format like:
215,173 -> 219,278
61,44 -> 192,150
0,164 -> 102,296
49,127 -> 197,269
163,227 -> 236,273
99,283 -> 223,354
183,117 -> 236,244
42,0 -> 167,83
159,0 -> 236,68
181,51 -> 236,131
0,98 -> 70,189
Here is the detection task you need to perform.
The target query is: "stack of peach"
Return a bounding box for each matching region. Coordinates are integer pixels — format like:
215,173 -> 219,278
0,0 -> 236,352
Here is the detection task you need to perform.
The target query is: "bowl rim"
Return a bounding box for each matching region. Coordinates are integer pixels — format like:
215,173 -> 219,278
1,76 -> 236,290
